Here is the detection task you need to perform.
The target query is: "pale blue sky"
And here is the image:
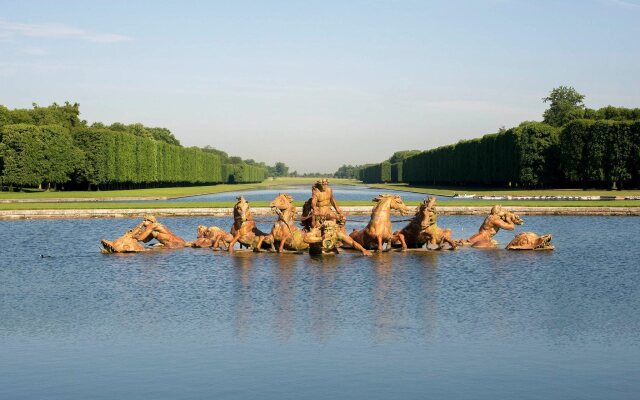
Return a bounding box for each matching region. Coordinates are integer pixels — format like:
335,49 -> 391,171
1,0 -> 639,172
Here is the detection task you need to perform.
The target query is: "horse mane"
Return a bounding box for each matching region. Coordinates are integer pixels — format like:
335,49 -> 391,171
372,194 -> 396,203
279,193 -> 294,203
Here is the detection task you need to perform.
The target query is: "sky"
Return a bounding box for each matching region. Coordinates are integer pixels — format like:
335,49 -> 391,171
1,0 -> 639,173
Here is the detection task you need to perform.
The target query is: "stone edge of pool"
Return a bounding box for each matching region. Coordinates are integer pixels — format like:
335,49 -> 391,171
1,206 -> 639,220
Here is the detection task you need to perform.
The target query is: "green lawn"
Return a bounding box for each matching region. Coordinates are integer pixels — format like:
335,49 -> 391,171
2,199 -> 639,210
2,177 -> 640,210
0,177 -> 357,200
361,183 -> 640,197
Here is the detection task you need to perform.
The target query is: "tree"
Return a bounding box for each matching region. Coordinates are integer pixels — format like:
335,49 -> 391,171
0,124 -> 46,188
542,86 -> 586,127
388,150 -> 420,164
39,125 -> 82,189
274,162 -> 289,177
334,164 -> 362,179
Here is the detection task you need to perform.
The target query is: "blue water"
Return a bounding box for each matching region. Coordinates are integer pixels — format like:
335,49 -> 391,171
167,184 -> 445,202
1,216 -> 639,399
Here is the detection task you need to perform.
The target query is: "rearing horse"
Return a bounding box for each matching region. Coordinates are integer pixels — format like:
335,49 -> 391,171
349,194 -> 409,251
222,196 -> 273,253
269,193 -> 309,252
392,197 -> 458,250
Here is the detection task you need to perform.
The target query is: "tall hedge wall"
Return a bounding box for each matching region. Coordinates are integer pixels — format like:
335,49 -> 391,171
376,119 -> 640,188
560,120 -> 640,188
221,163 -> 267,183
359,162 -> 391,183
71,127 -> 223,188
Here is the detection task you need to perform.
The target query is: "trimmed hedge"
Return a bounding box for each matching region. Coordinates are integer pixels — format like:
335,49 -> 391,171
367,119 -> 640,188
560,120 -> 640,188
71,127 -> 224,189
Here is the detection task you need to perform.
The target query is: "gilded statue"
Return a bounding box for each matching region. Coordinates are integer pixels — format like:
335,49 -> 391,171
392,197 -> 458,250
463,205 -> 523,248
349,194 -> 409,251
304,220 -> 371,256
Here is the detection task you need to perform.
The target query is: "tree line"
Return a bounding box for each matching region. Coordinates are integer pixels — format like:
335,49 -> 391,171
353,87 -> 640,189
0,103 -> 279,190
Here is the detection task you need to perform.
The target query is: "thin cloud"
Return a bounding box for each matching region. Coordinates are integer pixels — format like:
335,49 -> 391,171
604,0 -> 640,9
0,20 -> 131,43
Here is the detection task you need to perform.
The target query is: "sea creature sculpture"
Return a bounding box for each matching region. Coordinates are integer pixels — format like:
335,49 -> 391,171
269,193 -> 309,252
101,214 -> 186,252
133,215 -> 187,248
101,230 -> 147,253
392,196 -> 458,250
349,194 -> 409,252
190,225 -> 233,249
506,232 -> 554,250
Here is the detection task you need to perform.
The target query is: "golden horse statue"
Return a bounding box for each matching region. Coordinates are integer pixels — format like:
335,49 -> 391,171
349,194 -> 410,252
223,196 -> 273,253
392,197 -> 458,250
462,205 -> 523,248
269,193 -> 309,252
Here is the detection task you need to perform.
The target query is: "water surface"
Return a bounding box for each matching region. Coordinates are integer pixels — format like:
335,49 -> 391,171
167,184 -> 443,203
1,216 -> 639,399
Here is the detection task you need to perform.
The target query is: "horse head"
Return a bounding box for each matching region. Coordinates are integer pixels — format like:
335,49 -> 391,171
233,196 -> 251,224
413,197 -> 436,226
392,195 -> 410,215
270,193 -> 294,212
373,194 -> 410,215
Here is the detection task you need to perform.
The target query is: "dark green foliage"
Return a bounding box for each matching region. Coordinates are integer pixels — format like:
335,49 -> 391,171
39,125 -> 83,188
334,164 -> 362,179
393,122 -> 558,187
0,103 -> 82,130
629,122 -> 640,186
560,120 -> 637,188
391,162 -> 403,183
543,86 -> 585,127
389,150 -> 420,164
73,128 -> 117,187
394,119 -> 639,189
0,103 -> 270,190
0,124 -> 46,187
0,124 -> 81,189
380,161 -> 391,182
272,162 -> 289,177
358,152 -> 418,183
359,162 -> 391,183
513,122 -> 561,187
401,128 -> 519,187
72,127 -> 224,188
221,163 -> 266,183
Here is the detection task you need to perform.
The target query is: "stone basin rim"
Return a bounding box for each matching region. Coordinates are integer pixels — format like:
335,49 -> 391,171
1,206 -> 639,220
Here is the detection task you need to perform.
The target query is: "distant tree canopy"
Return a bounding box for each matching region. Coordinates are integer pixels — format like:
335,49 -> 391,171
358,88 -> 640,189
334,164 -> 362,179
0,103 -> 270,190
542,86 -> 586,127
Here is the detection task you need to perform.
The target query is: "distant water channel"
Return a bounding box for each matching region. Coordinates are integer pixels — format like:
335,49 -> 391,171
166,184 -> 444,202
1,216 -> 639,399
